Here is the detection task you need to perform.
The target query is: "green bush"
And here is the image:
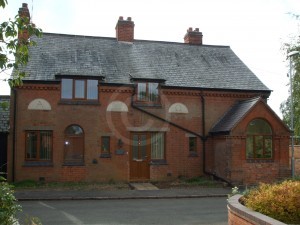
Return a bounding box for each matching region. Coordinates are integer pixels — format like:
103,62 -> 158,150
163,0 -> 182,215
244,180 -> 300,224
0,177 -> 22,225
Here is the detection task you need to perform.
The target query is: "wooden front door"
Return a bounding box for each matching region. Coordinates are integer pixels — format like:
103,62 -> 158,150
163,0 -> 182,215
130,133 -> 150,181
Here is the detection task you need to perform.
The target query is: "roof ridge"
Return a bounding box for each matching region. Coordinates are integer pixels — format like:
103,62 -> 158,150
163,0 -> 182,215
40,32 -> 230,48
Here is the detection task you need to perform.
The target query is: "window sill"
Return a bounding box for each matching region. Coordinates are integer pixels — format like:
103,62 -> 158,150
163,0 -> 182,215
23,161 -> 53,167
150,160 -> 168,165
59,100 -> 100,105
100,153 -> 111,158
133,102 -> 162,108
62,162 -> 85,166
246,159 -> 274,163
188,152 -> 198,157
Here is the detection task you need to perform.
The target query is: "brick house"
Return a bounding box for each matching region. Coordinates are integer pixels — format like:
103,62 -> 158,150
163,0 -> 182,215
7,4 -> 291,185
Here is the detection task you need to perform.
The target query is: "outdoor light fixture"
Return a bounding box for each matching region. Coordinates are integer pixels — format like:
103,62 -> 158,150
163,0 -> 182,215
288,50 -> 299,179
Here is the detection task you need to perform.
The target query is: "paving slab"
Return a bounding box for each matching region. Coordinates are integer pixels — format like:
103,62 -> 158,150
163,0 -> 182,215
129,183 -> 159,190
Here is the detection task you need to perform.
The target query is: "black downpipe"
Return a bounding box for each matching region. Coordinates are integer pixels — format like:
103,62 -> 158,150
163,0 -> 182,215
201,95 -> 206,173
200,95 -> 232,186
12,88 -> 17,182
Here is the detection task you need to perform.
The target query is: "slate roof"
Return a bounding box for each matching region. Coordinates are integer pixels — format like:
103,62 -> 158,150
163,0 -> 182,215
210,97 -> 260,134
0,96 -> 10,133
16,33 -> 270,92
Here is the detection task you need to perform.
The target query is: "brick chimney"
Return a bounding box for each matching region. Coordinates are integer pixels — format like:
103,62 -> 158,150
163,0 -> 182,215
115,16 -> 134,42
184,27 -> 203,45
18,3 -> 30,42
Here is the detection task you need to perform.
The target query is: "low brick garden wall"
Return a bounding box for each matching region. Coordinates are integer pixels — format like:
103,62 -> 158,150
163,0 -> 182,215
227,194 -> 287,225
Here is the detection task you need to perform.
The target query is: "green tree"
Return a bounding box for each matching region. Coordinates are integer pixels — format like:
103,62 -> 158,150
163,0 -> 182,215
0,0 -> 42,87
0,176 -> 21,225
280,20 -> 300,136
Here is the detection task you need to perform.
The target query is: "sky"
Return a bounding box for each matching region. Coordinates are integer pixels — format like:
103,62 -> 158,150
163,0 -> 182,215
0,0 -> 300,117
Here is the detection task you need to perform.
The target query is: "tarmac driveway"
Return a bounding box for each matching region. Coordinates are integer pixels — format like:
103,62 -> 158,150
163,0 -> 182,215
18,197 -> 228,225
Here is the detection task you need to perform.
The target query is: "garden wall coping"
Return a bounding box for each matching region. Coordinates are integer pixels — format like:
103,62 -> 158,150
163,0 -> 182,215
227,194 -> 287,225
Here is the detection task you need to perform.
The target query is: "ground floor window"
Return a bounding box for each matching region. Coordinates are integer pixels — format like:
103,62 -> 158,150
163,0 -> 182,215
189,137 -> 197,153
100,136 -> 111,158
25,131 -> 52,161
246,119 -> 273,159
151,133 -> 165,160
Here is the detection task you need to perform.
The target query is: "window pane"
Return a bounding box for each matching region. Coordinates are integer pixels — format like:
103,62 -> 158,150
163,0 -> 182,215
189,137 -> 197,152
65,125 -> 83,135
140,135 -> 147,160
40,131 -> 52,160
101,136 -> 110,153
26,132 -> 37,159
75,80 -> 85,98
246,119 -> 273,160
151,133 -> 164,159
132,135 -> 139,160
61,79 -> 73,99
246,136 -> 254,158
148,83 -> 159,102
138,83 -> 147,101
247,119 -> 272,135
265,136 -> 272,158
255,136 -> 263,158
87,80 -> 98,100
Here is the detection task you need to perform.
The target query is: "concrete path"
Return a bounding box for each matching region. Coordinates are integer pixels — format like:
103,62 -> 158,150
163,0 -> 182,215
15,187 -> 231,201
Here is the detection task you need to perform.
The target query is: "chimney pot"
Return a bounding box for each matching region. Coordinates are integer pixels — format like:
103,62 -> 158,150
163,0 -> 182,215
127,17 -> 132,21
188,27 -> 193,32
194,28 -> 199,32
22,3 -> 28,8
119,16 -> 124,20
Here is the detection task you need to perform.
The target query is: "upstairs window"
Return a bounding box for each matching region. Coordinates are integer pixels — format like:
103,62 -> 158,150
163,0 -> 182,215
246,119 -> 273,159
61,79 -> 98,100
137,82 -> 159,103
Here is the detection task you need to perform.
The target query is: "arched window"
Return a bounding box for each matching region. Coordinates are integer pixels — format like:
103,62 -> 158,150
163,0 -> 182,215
64,125 -> 84,164
246,119 -> 272,159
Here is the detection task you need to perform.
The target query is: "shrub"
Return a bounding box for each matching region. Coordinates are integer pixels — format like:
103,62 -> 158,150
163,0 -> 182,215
0,177 -> 22,225
244,180 -> 300,224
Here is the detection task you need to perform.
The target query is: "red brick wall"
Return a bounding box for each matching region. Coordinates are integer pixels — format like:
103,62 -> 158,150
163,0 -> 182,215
212,101 -> 290,185
8,82 -> 287,184
10,84 -> 207,182
228,195 -> 286,225
228,208 -> 253,225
